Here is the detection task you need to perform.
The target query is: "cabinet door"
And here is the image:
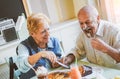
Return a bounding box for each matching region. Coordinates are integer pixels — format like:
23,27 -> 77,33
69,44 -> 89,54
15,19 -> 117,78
60,22 -> 80,55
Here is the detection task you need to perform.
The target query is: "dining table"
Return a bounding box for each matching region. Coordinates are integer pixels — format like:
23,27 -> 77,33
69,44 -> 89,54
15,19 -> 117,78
31,59 -> 120,79
76,60 -> 120,79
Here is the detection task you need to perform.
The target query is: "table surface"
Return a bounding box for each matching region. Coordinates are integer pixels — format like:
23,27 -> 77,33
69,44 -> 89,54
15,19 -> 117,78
48,60 -> 120,79
32,60 -> 120,79
77,60 -> 120,79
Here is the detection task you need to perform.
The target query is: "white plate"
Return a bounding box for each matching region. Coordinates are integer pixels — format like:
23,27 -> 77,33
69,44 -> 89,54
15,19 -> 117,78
48,67 -> 104,79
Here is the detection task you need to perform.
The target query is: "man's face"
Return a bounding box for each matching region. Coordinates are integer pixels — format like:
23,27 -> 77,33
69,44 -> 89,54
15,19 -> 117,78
78,13 -> 99,38
31,22 -> 50,45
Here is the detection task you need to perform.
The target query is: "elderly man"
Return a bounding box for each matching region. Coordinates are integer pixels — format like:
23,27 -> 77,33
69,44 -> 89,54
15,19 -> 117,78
63,5 -> 120,69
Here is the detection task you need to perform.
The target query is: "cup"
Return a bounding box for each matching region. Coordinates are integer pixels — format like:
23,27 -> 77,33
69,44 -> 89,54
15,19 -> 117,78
70,64 -> 82,79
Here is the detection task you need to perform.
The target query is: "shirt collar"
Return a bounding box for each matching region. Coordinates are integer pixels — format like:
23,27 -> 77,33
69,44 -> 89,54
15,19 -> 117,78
47,37 -> 54,48
96,20 -> 104,37
38,37 -> 54,51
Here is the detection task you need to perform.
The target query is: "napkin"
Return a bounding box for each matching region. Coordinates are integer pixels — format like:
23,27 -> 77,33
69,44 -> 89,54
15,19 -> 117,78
35,66 -> 48,77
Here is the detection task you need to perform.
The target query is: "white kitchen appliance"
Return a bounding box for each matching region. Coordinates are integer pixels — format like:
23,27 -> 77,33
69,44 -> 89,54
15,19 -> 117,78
0,19 -> 19,45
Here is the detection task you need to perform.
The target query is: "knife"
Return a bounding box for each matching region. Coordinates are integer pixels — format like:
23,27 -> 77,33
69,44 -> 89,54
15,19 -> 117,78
56,61 -> 70,69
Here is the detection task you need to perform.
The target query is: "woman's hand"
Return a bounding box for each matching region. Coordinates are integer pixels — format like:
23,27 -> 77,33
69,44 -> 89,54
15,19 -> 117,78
52,58 -> 64,68
40,51 -> 57,63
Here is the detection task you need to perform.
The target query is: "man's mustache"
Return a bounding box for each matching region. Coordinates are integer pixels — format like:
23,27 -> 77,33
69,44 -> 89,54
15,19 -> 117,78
82,27 -> 94,38
83,27 -> 91,32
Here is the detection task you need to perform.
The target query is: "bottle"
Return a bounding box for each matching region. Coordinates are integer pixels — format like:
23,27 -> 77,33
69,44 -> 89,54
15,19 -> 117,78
70,64 -> 81,79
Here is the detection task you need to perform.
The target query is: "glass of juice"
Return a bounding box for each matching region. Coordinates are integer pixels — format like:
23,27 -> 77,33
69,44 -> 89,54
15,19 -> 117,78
70,64 -> 82,79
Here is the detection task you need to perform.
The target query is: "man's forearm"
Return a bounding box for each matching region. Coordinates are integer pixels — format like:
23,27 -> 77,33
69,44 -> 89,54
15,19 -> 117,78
106,46 -> 120,63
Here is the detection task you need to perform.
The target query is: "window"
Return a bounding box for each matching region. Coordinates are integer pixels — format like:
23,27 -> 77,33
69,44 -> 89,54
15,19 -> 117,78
22,0 -> 89,24
97,0 -> 120,24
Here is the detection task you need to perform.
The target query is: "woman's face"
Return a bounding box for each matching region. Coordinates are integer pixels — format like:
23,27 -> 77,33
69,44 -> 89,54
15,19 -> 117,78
31,22 -> 50,45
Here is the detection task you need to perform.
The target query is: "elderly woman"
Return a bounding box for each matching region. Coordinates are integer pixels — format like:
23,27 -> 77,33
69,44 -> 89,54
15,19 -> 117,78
16,13 -> 63,77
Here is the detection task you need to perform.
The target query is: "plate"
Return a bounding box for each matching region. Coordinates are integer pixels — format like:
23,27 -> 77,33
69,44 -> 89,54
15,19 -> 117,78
82,67 -> 103,79
47,69 -> 70,79
47,66 -> 103,79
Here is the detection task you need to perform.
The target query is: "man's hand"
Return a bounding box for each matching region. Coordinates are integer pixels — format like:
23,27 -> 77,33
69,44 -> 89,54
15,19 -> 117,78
63,54 -> 75,65
91,38 -> 109,53
52,54 -> 75,68
91,38 -> 120,62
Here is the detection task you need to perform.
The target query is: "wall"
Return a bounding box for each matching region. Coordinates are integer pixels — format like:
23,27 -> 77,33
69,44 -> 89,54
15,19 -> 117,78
73,0 -> 88,16
0,0 -> 26,22
50,19 -> 81,55
56,0 -> 75,21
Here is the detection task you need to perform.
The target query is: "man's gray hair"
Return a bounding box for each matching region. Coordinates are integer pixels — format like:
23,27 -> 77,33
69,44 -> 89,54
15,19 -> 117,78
78,5 -> 99,18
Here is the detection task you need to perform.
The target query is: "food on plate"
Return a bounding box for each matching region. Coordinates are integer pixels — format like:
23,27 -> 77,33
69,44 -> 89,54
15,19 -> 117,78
47,65 -> 92,79
47,71 -> 70,79
79,65 -> 92,76
38,76 -> 47,79
79,65 -> 92,77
